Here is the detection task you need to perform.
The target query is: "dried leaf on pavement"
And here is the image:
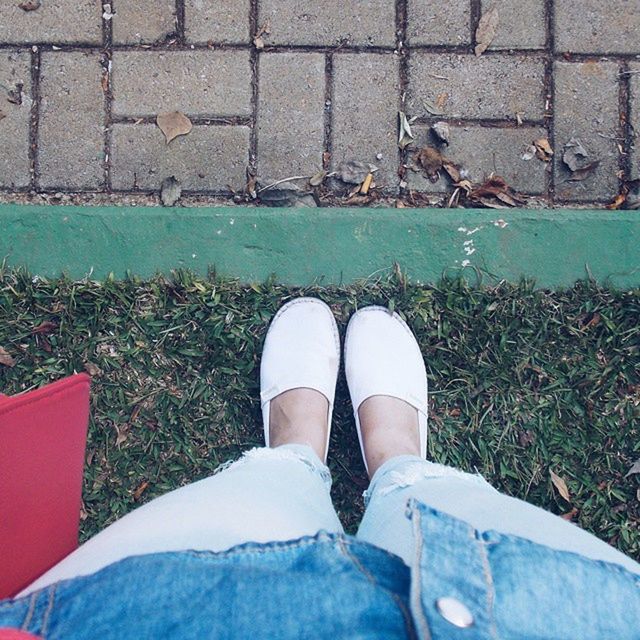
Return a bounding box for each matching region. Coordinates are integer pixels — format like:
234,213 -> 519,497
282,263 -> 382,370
562,137 -> 599,181
19,0 -> 40,10
423,100 -> 446,116
0,346 -> 16,367
398,111 -> 415,150
160,176 -> 182,206
534,138 -> 554,162
253,20 -> 271,49
416,146 -> 443,182
625,459 -> 640,479
442,159 -> 461,183
550,469 -> 571,502
156,111 -> 193,144
468,175 -> 525,208
475,6 -> 499,56
337,160 -> 377,185
431,121 -> 450,145
309,170 -> 327,187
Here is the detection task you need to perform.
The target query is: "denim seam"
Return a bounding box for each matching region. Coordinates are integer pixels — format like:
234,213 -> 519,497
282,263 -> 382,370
40,584 -> 57,637
20,592 -> 37,631
338,539 -> 418,640
409,507 -> 432,640
473,532 -> 499,640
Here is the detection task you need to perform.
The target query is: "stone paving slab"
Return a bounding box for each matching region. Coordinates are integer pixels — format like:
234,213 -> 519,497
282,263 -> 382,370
553,61 -> 620,203
112,1 -> 176,45
406,1 -> 470,47
0,0 -> 101,45
407,53 -> 546,121
111,50 -> 252,118
555,0 -> 640,54
332,53 -> 400,187
0,1 -> 639,207
406,125 -> 549,194
480,0 -> 546,50
38,51 -> 104,190
185,0 -> 251,44
259,0 -> 396,47
257,52 -> 325,179
111,124 -> 250,191
0,51 -> 31,189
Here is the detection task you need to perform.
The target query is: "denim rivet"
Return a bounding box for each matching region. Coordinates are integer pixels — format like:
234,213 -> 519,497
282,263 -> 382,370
435,597 -> 474,628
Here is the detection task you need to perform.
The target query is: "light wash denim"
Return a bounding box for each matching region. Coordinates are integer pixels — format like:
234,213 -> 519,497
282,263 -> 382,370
3,445 -> 640,639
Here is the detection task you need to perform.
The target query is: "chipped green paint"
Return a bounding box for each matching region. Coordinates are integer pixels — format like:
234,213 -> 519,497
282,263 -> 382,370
0,204 -> 638,287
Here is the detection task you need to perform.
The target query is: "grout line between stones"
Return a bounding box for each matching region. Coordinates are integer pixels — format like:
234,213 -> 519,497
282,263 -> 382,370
1,41 -> 638,61
323,53 -> 333,171
102,0 -> 114,191
619,60 -> 632,189
248,0 -> 259,176
176,0 -> 186,45
469,0 -> 481,51
544,0 -> 555,204
28,46 -> 41,191
396,0 -> 408,192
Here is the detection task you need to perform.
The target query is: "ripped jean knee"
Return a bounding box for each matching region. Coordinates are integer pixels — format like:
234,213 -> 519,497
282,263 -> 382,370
213,444 -> 333,492
363,455 -> 496,507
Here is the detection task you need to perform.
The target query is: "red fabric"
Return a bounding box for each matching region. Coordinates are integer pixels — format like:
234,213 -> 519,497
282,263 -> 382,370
0,631 -> 43,640
0,374 -> 90,599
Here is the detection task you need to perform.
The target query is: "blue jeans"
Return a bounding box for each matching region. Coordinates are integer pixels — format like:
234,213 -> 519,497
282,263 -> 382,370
20,444 -> 640,594
4,445 -> 640,639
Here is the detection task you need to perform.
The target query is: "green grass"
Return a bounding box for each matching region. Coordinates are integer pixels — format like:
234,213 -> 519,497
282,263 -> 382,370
1,268 -> 638,562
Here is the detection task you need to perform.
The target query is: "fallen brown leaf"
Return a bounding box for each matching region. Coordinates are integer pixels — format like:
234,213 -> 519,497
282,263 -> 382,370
607,193 -> 626,210
416,146 -> 443,182
560,507 -> 579,521
32,320 -> 58,335
442,159 -> 461,183
534,138 -> 553,162
133,480 -> 150,501
0,346 -> 16,367
156,111 -> 193,144
84,361 -> 102,377
468,175 -> 525,208
475,6 -> 499,56
550,469 -> 571,502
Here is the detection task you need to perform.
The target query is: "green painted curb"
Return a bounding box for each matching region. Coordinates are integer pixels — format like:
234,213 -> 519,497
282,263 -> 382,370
1,204 -> 638,287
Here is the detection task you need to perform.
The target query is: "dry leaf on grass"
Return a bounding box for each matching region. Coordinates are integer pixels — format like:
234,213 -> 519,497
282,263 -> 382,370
550,469 -> 571,502
133,480 -> 150,501
84,361 -> 103,377
475,6 -> 499,56
625,459 -> 640,479
0,346 -> 16,367
560,507 -> 579,522
32,320 -> 58,334
156,111 -> 193,144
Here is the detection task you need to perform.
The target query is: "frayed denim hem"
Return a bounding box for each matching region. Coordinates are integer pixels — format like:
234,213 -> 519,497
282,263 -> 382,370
363,456 -> 495,506
213,444 -> 333,491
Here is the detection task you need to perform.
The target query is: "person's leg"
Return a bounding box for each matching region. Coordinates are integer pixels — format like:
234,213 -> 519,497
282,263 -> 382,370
345,306 -> 640,575
21,298 -> 343,596
357,451 -> 640,574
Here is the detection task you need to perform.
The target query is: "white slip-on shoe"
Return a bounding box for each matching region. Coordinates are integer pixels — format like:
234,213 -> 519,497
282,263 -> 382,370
260,297 -> 340,463
344,306 -> 428,475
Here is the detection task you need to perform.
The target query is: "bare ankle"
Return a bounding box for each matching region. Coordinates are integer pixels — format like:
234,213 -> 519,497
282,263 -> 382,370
358,395 -> 420,478
269,388 -> 329,461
